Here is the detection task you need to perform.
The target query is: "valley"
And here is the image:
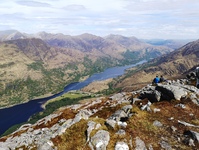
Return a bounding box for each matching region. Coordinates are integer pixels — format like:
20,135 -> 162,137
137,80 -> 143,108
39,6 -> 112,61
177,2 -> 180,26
0,30 -> 174,108
0,30 -> 198,149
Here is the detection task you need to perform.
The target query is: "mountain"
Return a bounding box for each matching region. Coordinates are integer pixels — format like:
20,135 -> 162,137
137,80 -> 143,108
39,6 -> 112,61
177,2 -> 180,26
114,39 -> 199,91
36,33 -> 173,62
0,30 -> 179,108
0,79 -> 198,149
142,39 -> 194,50
0,30 -> 27,41
0,38 -> 90,107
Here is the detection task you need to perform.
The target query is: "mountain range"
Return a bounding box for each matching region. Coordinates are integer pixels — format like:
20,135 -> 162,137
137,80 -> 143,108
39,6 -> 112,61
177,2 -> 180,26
113,39 -> 199,91
0,30 -> 199,149
0,30 -> 175,108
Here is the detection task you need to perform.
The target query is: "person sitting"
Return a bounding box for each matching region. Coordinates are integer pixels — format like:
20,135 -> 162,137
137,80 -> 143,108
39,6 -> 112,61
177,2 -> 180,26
159,75 -> 166,83
152,75 -> 160,85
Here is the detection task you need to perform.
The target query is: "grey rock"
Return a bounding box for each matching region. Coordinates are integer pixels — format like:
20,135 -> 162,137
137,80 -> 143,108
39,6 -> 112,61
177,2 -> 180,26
131,97 -> 142,104
141,101 -> 152,111
168,117 -> 174,121
189,139 -> 195,146
113,110 -> 129,122
178,120 -> 199,128
37,141 -> 54,150
105,119 -> 117,129
115,142 -> 129,150
116,129 -> 126,136
153,108 -> 161,113
175,103 -> 186,109
109,93 -> 125,101
33,129 -> 42,135
148,144 -> 154,150
122,105 -> 132,114
192,99 -> 199,106
156,84 -> 187,101
117,121 -> 127,128
87,121 -> 97,142
171,126 -> 177,132
90,130 -> 110,150
153,120 -> 163,127
159,140 -> 172,150
184,130 -> 199,143
140,89 -> 161,102
74,109 -> 93,121
105,105 -> 133,129
57,119 -> 73,135
135,137 -> 147,150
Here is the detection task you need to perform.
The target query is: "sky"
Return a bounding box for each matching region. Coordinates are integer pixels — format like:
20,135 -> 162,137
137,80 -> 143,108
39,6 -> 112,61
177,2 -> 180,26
0,0 -> 199,39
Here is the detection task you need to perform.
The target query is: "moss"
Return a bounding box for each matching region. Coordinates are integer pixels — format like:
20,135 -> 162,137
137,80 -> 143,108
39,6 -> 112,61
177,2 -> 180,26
55,119 -> 90,150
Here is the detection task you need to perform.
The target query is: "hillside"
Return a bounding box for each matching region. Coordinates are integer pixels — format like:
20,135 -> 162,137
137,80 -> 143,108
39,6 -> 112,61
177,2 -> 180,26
0,79 -> 198,149
0,30 -> 174,108
113,39 -> 199,91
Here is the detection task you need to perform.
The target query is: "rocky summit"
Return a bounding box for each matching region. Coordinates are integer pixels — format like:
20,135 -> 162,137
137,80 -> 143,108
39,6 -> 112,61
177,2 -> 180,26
0,79 -> 199,150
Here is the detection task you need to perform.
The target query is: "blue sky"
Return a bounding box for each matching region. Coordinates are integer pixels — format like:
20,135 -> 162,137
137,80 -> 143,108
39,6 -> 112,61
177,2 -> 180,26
0,0 -> 199,39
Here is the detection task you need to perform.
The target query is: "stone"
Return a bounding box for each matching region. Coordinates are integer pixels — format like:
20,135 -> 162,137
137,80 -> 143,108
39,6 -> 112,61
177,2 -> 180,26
175,104 -> 186,109
90,130 -> 110,150
153,120 -> 163,127
153,108 -> 161,113
148,144 -> 154,150
122,105 -> 132,114
171,126 -> 177,132
184,130 -> 199,143
141,101 -> 152,111
135,137 -> 147,150
117,121 -> 127,128
178,120 -> 199,128
115,142 -> 129,150
105,105 -> 133,129
131,97 -> 142,104
116,129 -> 126,136
139,89 -> 161,102
105,119 -> 117,129
87,121 -> 97,142
189,139 -> 195,146
37,141 -> 54,150
110,93 -> 125,101
159,140 -> 172,150
156,84 -> 188,101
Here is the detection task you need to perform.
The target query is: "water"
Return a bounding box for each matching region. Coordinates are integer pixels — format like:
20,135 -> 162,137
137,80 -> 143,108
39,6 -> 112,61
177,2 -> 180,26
0,60 -> 146,136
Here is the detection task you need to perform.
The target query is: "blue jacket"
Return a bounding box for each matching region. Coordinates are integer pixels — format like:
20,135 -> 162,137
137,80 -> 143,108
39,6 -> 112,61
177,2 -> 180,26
153,77 -> 160,83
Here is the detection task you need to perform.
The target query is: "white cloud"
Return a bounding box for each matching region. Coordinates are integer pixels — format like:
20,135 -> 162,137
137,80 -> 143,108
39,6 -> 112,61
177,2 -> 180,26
16,0 -> 52,7
0,0 -> 198,39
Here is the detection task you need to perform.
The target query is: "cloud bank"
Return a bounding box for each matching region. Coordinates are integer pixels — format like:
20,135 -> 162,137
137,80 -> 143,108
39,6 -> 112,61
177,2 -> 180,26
0,0 -> 198,39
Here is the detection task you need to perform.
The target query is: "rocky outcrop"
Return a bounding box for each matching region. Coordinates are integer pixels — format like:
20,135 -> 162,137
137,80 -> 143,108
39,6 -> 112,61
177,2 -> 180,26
139,79 -> 199,103
0,79 -> 199,149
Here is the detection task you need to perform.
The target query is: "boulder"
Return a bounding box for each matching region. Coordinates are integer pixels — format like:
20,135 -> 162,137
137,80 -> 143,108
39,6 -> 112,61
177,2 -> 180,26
86,121 -> 101,142
135,137 -> 147,150
184,130 -> 199,143
105,105 -> 133,129
156,84 -> 187,100
115,142 -> 129,150
90,130 -> 110,150
139,89 -> 161,102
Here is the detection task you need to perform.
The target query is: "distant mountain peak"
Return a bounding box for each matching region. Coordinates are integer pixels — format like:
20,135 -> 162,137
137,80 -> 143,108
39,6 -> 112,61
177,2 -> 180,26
0,30 -> 27,41
5,31 -> 26,40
